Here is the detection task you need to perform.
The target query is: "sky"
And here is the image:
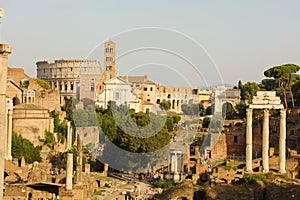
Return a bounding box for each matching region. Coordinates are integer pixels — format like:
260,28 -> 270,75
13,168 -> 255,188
1,1 -> 300,88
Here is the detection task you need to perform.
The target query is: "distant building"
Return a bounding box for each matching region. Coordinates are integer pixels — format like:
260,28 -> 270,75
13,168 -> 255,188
36,59 -> 102,106
95,76 -> 140,111
212,87 -> 241,117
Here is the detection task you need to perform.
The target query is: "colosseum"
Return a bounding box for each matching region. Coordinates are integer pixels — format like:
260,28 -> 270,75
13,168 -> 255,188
36,59 -> 102,105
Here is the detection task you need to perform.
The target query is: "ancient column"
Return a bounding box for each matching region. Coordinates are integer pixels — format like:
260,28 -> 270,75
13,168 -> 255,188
76,135 -> 83,184
104,163 -> 108,176
245,108 -> 253,172
279,109 -> 286,173
173,152 -> 178,173
66,121 -> 71,149
0,44 -> 12,199
66,153 -> 73,191
7,109 -> 13,160
262,109 -> 269,173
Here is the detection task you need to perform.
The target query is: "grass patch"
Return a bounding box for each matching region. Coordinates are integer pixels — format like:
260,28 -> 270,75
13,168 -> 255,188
227,160 -> 244,165
153,181 -> 176,189
232,173 -> 268,185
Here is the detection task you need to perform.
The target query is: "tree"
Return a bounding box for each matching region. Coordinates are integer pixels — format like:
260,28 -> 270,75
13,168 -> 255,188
235,102 -> 247,119
260,78 -> 277,91
181,103 -> 205,116
205,105 -> 213,115
34,78 -> 50,89
292,80 -> 300,107
264,64 -> 300,108
160,100 -> 171,111
239,82 -> 261,103
222,102 -> 236,120
12,132 -> 41,163
202,117 -> 211,128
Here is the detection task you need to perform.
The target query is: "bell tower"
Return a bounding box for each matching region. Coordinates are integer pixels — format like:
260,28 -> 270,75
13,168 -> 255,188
104,41 -> 116,80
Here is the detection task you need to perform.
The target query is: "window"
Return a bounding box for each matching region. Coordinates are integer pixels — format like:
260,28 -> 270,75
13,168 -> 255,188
91,83 -> 95,91
147,99 -> 151,102
234,136 -> 238,143
150,87 -> 153,91
144,87 -> 147,91
71,83 -> 74,91
65,84 -> 68,91
167,94 -> 171,99
156,99 -> 161,104
115,92 -> 120,100
59,68 -> 62,72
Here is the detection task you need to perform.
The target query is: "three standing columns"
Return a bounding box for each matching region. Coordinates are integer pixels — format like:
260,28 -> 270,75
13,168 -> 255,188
245,108 -> 286,173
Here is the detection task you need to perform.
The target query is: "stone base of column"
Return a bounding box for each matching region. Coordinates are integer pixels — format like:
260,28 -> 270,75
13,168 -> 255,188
279,169 -> 286,174
263,169 -> 269,173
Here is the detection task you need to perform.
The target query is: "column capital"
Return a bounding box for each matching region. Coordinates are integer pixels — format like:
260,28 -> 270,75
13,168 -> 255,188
0,44 -> 12,56
280,108 -> 286,118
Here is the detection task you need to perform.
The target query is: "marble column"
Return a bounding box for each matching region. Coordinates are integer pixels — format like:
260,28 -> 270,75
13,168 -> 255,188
173,152 -> 178,173
262,109 -> 269,173
245,108 -> 253,172
6,109 -> 13,160
66,121 -> 72,150
279,109 -> 286,173
0,44 -> 12,199
66,153 -> 73,191
76,135 -> 83,184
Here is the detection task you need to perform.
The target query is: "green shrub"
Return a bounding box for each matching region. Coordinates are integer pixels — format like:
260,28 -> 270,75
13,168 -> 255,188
154,181 -> 175,188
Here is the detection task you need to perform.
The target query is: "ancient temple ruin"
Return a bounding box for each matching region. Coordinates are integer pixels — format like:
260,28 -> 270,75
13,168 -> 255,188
246,91 -> 286,173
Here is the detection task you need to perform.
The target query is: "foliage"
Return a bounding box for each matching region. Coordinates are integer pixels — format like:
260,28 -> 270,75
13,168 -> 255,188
205,105 -> 213,115
239,81 -> 261,103
19,80 -> 29,89
222,102 -> 236,120
243,173 -> 268,184
264,64 -> 300,108
96,103 -> 180,171
235,102 -> 247,119
165,116 -> 174,131
202,117 -> 211,128
160,99 -> 171,111
181,103 -> 205,116
153,181 -> 175,188
33,78 -> 50,89
292,80 -> 300,107
12,132 -> 41,163
39,130 -> 55,149
260,78 -> 277,91
51,112 -> 66,144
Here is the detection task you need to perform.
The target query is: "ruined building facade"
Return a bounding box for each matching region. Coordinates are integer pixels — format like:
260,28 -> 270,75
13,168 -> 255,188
36,59 -> 102,105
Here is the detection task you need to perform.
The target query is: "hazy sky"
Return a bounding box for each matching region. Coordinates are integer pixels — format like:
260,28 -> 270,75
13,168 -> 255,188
2,1 -> 300,87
